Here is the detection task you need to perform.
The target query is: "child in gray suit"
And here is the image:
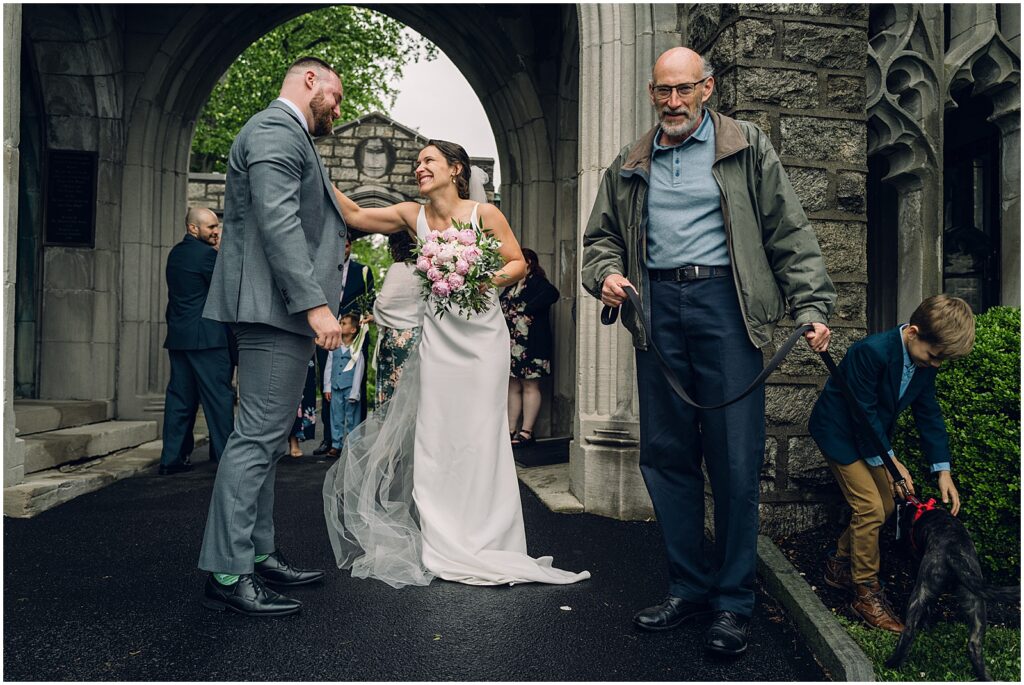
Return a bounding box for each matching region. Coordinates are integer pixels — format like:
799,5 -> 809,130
324,313 -> 365,457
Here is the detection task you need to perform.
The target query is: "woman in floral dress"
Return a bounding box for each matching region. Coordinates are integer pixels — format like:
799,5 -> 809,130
500,248 -> 559,447
289,358 -> 318,457
372,232 -> 424,406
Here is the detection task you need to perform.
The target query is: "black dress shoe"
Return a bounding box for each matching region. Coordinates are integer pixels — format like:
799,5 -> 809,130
704,610 -> 750,656
201,574 -> 301,617
255,550 -> 325,587
312,442 -> 331,456
158,462 -> 193,475
633,596 -> 714,631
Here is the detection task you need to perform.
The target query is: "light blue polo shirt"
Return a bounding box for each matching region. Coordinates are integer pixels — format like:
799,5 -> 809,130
646,113 -> 731,269
866,324 -> 950,473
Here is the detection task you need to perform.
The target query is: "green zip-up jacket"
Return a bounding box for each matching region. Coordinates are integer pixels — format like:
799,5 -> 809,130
581,110 -> 836,350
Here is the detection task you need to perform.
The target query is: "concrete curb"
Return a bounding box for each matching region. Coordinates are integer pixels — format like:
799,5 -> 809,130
756,535 -> 875,681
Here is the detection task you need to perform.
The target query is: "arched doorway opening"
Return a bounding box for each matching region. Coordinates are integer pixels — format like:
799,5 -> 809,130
114,5 -> 581,441
942,90 -> 1002,314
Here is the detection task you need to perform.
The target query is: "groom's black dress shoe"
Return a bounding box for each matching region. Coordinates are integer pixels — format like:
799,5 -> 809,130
633,596 -> 715,631
312,441 -> 332,456
255,550 -> 325,587
704,610 -> 750,656
201,574 -> 301,617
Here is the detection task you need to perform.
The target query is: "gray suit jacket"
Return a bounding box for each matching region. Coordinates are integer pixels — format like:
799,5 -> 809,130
203,100 -> 347,336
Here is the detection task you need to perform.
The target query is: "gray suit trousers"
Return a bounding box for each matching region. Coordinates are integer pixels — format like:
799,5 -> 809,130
198,322 -> 314,574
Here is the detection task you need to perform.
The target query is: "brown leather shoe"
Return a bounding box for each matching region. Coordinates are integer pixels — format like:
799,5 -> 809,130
824,552 -> 853,591
851,581 -> 904,633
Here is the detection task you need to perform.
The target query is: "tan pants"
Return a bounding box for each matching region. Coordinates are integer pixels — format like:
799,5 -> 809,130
828,459 -> 895,584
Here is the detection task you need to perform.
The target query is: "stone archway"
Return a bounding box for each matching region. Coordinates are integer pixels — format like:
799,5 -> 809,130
111,6 -> 582,443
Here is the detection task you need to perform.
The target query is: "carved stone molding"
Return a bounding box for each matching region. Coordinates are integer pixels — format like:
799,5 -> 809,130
945,5 -> 1021,126
867,4 -> 942,187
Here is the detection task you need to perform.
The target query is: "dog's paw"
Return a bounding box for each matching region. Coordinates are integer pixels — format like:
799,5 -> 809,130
884,656 -> 904,670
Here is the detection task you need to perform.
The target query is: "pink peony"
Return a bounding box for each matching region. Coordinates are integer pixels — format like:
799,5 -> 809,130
427,230 -> 441,242
447,273 -> 465,290
458,229 -> 476,245
455,259 -> 470,275
420,241 -> 439,258
462,246 -> 481,264
441,227 -> 460,241
427,267 -> 443,282
415,256 -> 432,272
431,280 -> 451,297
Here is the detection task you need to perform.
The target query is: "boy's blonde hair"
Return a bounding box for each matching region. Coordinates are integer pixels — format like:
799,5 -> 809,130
909,294 -> 975,360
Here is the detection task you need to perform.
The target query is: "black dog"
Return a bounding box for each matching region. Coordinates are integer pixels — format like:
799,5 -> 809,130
885,498 -> 1020,681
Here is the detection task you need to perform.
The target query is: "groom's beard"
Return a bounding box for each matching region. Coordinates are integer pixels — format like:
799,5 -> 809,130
309,89 -> 335,137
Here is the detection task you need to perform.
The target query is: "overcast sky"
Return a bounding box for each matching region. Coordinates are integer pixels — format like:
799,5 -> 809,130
388,34 -> 501,186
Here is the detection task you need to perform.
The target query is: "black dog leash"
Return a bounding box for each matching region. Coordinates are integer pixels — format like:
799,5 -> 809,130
600,287 -> 812,411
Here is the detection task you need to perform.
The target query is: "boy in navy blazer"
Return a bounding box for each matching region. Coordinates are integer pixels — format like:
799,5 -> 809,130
809,294 -> 975,632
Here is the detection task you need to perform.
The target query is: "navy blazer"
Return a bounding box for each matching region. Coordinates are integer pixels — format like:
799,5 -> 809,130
808,327 -> 951,467
338,259 -> 374,315
164,234 -> 228,350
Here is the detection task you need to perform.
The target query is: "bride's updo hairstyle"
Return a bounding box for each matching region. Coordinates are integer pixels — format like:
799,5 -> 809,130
426,139 -> 472,200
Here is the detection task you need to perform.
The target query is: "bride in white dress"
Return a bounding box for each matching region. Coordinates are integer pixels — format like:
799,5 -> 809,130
323,139 -> 589,588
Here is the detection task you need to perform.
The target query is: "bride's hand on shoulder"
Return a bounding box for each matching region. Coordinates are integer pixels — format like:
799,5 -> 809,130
477,204 -> 526,287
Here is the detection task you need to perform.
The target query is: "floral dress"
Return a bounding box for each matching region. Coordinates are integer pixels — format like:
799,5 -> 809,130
500,273 -> 560,379
375,326 -> 422,406
292,357 -> 317,441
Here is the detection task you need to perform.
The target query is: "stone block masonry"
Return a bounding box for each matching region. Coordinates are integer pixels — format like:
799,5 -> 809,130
690,4 -> 869,533
188,113 -> 496,213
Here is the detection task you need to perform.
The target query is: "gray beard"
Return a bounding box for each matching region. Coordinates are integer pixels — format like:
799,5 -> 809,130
660,103 -> 703,138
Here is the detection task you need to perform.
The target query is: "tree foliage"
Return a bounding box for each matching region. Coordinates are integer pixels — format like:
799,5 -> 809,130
191,6 -> 435,172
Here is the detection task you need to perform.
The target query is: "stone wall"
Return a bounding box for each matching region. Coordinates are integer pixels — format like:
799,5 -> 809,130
4,4 -> 24,486
188,112 -> 496,212
689,3 -> 870,536
21,5 -> 125,404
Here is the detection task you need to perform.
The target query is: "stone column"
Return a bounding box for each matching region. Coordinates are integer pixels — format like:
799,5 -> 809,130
994,113 -> 1020,307
571,4 -> 680,519
3,3 -> 25,487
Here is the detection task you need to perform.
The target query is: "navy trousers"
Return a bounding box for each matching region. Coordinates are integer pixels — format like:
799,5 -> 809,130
636,276 -> 765,616
160,348 -> 234,466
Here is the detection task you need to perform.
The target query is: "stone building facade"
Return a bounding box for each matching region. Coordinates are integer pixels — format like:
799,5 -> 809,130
188,112 -> 496,213
4,5 -> 1020,535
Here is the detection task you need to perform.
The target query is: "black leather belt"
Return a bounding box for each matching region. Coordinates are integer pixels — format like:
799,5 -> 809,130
649,265 -> 730,282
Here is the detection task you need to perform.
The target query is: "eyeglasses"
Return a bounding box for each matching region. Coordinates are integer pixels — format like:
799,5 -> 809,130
651,78 -> 710,100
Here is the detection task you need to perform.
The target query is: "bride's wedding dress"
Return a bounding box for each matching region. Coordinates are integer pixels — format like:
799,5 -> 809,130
323,204 -> 589,588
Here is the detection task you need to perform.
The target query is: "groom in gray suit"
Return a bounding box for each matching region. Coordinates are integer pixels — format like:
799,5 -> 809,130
199,56 -> 347,617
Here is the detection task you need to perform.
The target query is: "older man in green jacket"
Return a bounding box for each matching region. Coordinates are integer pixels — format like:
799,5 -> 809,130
582,47 -> 836,657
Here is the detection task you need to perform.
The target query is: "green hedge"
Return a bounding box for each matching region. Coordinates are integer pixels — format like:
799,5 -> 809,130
893,306 -> 1021,582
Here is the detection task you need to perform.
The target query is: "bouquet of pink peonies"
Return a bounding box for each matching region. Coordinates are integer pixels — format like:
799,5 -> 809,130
413,218 -> 505,319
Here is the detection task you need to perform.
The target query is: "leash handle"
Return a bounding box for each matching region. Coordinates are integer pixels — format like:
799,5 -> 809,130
601,287 -> 811,411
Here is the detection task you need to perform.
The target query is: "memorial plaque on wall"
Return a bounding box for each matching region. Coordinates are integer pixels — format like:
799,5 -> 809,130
44,149 -> 97,247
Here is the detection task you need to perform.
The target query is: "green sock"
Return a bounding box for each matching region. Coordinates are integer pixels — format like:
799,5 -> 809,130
213,573 -> 239,586
254,553 -> 270,563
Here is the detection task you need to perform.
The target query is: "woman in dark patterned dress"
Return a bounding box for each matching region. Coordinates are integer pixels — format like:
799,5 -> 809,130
288,358 -> 318,457
500,248 -> 559,447
372,232 -> 424,406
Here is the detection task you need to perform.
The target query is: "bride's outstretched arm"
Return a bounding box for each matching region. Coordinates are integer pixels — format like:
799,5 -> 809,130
332,186 -> 417,234
478,204 -> 527,288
